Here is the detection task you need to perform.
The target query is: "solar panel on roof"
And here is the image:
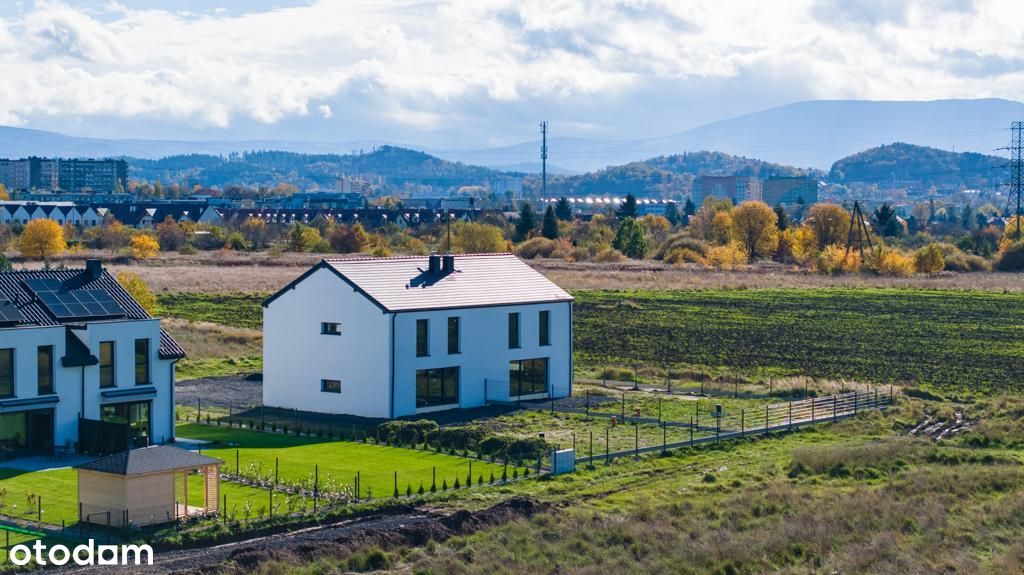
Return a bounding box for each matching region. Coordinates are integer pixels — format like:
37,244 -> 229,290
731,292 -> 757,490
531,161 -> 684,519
22,278 -> 125,321
0,300 -> 25,325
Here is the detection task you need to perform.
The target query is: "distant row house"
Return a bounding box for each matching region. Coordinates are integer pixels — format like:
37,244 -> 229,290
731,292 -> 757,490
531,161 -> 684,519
0,201 -> 479,231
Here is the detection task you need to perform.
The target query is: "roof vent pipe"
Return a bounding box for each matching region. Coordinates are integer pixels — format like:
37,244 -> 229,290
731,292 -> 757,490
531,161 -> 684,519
427,254 -> 441,274
442,254 -> 455,274
85,259 -> 103,280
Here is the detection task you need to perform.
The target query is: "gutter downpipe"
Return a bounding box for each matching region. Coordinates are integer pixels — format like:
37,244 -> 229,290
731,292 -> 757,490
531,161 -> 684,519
169,359 -> 179,443
389,312 -> 396,419
569,302 -> 574,398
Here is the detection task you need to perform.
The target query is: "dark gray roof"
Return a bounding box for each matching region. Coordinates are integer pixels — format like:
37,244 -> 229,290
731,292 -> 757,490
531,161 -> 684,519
266,253 -> 573,312
75,445 -> 222,476
0,266 -> 185,360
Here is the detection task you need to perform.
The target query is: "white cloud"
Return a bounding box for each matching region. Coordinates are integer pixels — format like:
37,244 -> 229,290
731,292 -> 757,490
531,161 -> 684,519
0,0 -> 1021,145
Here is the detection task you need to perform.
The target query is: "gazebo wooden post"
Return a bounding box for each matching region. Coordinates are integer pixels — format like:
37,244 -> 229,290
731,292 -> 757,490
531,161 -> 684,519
183,469 -> 188,516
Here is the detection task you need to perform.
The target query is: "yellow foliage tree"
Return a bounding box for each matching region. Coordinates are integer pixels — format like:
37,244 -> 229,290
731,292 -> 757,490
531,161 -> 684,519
705,241 -> 748,269
913,243 -> 945,273
443,221 -> 508,254
816,244 -> 861,275
117,271 -> 157,315
872,247 -> 915,277
728,201 -> 778,259
130,234 -> 160,260
0,183 -> 8,201
710,211 -> 733,245
779,226 -> 819,265
806,204 -> 851,250
19,219 -> 67,260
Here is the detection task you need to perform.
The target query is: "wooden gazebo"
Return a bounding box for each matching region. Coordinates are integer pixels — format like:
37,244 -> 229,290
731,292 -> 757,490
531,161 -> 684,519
75,445 -> 222,527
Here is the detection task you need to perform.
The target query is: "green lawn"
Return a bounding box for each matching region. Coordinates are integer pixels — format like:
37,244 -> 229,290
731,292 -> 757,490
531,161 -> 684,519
177,424 -> 515,498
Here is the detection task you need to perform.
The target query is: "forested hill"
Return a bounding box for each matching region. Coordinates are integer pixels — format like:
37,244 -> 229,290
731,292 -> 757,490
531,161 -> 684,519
828,143 -> 1008,190
524,151 -> 822,197
129,146 -> 519,189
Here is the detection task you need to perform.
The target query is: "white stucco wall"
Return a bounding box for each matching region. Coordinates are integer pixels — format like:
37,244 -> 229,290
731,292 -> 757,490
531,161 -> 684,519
262,267 -> 391,418
0,318 -> 175,450
262,265 -> 573,419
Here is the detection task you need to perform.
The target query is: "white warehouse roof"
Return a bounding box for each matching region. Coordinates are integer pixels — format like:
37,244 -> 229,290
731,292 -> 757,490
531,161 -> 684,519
265,253 -> 573,313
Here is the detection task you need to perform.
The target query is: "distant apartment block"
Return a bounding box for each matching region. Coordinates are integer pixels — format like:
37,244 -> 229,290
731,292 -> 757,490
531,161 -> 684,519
58,159 -> 129,194
761,177 -> 819,207
0,157 -> 126,194
693,175 -> 761,205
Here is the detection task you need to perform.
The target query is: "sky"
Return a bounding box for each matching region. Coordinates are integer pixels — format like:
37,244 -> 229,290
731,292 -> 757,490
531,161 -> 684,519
0,0 -> 1022,149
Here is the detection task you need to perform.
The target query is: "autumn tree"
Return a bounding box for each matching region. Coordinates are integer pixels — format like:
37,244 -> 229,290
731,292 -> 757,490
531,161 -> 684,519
542,205 -> 560,240
130,234 -> 160,260
640,214 -> 671,246
288,223 -> 323,252
729,201 -> 778,259
0,183 -> 8,201
443,221 -> 507,253
99,219 -> 131,252
117,271 -> 156,315
19,219 -> 66,260
805,203 -> 851,250
328,223 -> 370,253
156,216 -> 185,250
612,217 -> 646,259
913,244 -> 945,273
711,211 -> 732,245
239,217 -> 268,250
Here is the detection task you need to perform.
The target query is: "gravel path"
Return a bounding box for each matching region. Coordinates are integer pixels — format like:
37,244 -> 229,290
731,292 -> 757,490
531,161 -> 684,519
176,376 -> 263,408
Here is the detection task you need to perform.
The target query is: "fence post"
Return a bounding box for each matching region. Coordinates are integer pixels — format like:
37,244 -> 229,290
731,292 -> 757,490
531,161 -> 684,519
236,449 -> 239,479
38,496 -> 42,527
833,394 -> 838,423
197,398 -> 201,422
572,433 -> 576,454
314,465 -> 319,513
890,385 -> 894,404
634,424 -> 639,460
275,457 -> 279,486
621,392 -> 625,420
700,369 -> 704,396
658,398 -> 662,424
734,375 -> 738,399
741,409 -> 745,436
769,377 -> 773,397
689,416 -> 694,444
589,430 -> 593,464
662,425 -> 666,454
875,388 -> 879,408
223,494 -> 227,523
269,485 -> 273,519
788,402 -> 793,431
551,397 -> 554,414
586,389 -> 590,420
854,391 -> 858,415
812,397 -> 815,422
605,428 -> 610,464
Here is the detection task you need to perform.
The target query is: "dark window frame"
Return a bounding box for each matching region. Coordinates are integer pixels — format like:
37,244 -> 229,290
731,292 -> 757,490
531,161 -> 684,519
509,358 -> 549,397
539,310 -> 551,347
37,345 -> 54,395
321,322 -> 341,336
99,341 -> 115,388
321,379 -> 341,393
508,312 -> 520,349
134,338 -> 150,386
415,366 -> 459,408
0,348 -> 13,398
416,319 -> 429,357
447,317 -> 460,355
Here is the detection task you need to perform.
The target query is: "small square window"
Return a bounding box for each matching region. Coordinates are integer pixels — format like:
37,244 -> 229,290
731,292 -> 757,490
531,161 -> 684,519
321,379 -> 341,393
321,322 -> 341,335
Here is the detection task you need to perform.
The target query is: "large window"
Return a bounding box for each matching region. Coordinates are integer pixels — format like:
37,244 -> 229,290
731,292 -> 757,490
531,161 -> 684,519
99,341 -> 115,388
539,310 -> 550,347
415,367 -> 459,408
101,401 -> 150,441
0,413 -> 26,450
509,358 -> 548,397
416,319 -> 429,357
134,339 -> 150,386
321,322 -> 341,335
0,349 -> 13,398
321,379 -> 341,393
447,317 -> 460,354
508,312 -> 520,349
37,346 -> 54,395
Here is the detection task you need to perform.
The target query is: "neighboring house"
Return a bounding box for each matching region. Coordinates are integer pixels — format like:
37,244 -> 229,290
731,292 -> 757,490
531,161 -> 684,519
262,253 -> 573,419
0,260 -> 185,458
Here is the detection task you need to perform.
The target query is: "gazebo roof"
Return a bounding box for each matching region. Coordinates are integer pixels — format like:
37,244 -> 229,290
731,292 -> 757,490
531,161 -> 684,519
75,445 -> 222,476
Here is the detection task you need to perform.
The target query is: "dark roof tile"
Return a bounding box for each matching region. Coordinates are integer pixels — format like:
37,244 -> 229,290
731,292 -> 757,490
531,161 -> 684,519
75,445 -> 222,476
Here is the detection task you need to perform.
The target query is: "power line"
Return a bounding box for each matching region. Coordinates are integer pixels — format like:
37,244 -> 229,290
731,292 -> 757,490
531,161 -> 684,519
540,121 -> 549,199
1011,121 -> 1023,239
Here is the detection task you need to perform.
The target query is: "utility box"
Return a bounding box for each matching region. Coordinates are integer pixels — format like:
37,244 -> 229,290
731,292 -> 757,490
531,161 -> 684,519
551,448 -> 576,475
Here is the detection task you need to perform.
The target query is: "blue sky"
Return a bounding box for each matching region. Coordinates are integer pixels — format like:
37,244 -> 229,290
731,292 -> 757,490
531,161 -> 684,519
0,0 -> 1021,149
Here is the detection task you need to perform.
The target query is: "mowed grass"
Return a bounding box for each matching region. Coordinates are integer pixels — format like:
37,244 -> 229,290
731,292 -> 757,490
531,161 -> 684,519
176,424 -> 512,498
575,288 -> 1024,393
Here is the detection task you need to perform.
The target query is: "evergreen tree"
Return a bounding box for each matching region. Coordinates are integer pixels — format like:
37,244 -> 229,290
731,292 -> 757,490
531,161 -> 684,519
683,197 -> 696,216
515,203 -> 537,241
961,205 -> 973,229
612,217 -> 646,259
617,193 -> 638,219
542,205 -> 560,239
554,197 -> 573,221
665,202 -> 680,226
774,206 -> 789,231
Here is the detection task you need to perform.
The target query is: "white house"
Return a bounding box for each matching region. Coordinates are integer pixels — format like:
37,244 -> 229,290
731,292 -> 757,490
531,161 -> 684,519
0,260 -> 184,458
262,253 -> 574,419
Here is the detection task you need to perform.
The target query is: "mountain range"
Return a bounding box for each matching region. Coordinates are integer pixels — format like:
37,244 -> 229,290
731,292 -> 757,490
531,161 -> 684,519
1,99 -> 1019,172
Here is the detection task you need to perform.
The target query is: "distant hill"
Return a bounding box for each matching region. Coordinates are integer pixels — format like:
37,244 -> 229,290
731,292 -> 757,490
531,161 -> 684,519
129,147 -> 520,190
828,143 -> 1008,190
525,151 -> 822,198
4,98 -> 1021,172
